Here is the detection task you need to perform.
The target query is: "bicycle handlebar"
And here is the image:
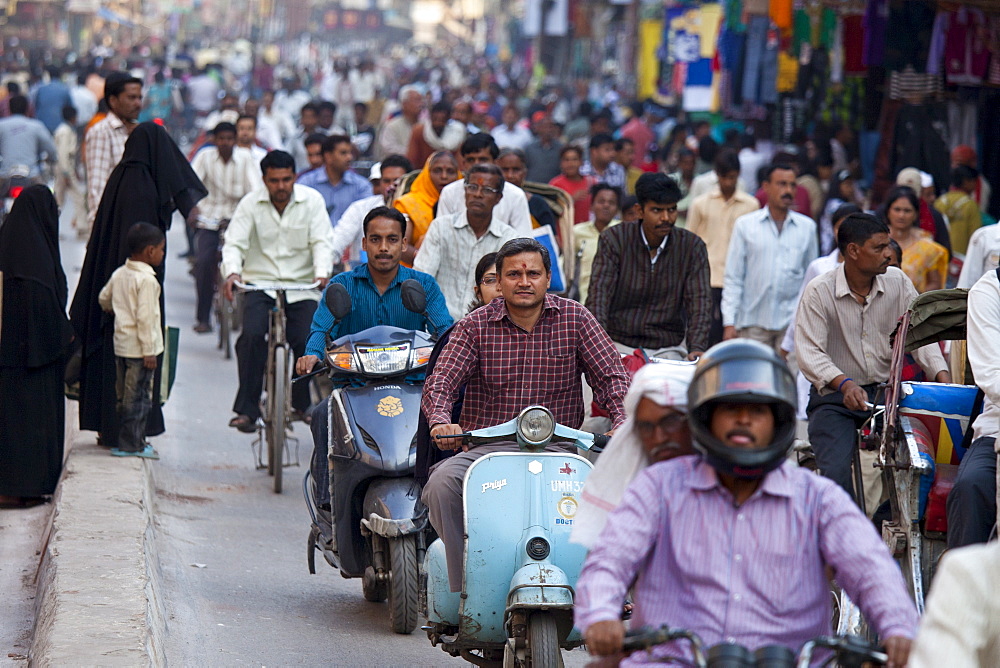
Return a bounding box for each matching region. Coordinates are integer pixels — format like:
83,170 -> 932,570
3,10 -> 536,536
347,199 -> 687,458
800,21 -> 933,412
235,281 -> 322,292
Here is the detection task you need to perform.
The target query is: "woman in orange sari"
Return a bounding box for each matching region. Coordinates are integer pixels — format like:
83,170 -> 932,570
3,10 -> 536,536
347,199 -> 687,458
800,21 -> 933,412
393,151 -> 460,252
880,186 -> 948,293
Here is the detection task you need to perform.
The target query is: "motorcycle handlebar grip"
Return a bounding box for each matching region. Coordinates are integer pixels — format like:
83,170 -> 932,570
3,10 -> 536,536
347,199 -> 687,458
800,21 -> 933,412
591,434 -> 610,452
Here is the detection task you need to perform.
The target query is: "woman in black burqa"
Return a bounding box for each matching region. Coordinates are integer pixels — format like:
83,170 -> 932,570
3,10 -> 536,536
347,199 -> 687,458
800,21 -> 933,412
0,186 -> 75,503
69,122 -> 206,447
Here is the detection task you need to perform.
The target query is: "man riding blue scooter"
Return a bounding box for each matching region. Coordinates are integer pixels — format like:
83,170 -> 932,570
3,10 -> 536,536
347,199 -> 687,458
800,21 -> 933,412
296,206 -> 452,511
421,236 -> 631,593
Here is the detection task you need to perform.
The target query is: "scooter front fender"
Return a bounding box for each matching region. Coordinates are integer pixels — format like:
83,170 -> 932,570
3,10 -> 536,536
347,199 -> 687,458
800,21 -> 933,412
506,562 -> 574,612
361,477 -> 425,538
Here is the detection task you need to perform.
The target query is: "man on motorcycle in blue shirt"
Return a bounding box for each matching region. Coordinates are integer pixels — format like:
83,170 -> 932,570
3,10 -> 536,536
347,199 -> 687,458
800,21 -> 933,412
296,206 -> 452,509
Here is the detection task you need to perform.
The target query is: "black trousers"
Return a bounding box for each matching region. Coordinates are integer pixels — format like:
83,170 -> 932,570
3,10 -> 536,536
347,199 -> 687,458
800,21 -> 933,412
806,384 -> 879,499
193,229 -> 219,325
946,436 -> 997,549
708,287 -> 724,348
233,292 -> 316,420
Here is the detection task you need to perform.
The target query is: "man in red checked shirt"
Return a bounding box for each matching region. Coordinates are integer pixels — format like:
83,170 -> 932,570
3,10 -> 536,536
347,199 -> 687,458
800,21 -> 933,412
421,237 -> 630,592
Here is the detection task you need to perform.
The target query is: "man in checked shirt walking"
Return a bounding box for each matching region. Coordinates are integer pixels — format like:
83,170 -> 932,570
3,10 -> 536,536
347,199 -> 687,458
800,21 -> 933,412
421,237 -> 630,593
575,340 -> 916,667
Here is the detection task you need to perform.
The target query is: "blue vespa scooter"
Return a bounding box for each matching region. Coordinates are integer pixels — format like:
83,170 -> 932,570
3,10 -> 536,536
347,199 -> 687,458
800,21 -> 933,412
422,406 -> 608,667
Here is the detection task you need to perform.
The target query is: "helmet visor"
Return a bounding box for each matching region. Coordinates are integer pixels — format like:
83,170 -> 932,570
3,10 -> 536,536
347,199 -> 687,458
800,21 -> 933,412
688,357 -> 797,410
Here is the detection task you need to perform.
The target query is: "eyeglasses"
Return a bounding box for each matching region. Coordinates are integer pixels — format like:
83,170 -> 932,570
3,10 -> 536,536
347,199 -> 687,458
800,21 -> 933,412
464,183 -> 501,196
635,413 -> 687,436
480,275 -> 498,285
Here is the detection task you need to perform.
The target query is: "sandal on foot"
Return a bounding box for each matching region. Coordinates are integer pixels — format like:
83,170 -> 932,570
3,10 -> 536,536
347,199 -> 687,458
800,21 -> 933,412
229,415 -> 257,433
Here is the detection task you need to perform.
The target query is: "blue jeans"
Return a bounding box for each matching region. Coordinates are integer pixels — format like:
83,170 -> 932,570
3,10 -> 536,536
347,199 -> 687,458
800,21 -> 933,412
741,16 -> 778,105
116,357 -> 155,452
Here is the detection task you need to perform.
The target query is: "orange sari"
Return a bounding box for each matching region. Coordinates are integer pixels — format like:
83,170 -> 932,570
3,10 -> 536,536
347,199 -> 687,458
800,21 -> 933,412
393,154 -> 460,248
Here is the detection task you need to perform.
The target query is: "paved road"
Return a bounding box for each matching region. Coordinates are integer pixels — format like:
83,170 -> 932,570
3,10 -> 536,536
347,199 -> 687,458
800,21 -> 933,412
153,223 -> 590,666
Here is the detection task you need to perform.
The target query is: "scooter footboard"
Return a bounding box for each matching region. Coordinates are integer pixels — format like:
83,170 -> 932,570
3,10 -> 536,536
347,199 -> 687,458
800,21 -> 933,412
361,477 -> 425,537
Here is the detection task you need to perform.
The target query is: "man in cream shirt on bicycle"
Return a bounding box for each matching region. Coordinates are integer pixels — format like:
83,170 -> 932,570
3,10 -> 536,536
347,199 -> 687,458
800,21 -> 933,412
221,150 -> 334,433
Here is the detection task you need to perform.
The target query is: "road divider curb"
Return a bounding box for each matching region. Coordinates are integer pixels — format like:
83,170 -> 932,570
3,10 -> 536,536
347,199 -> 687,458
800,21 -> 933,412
31,401 -> 164,666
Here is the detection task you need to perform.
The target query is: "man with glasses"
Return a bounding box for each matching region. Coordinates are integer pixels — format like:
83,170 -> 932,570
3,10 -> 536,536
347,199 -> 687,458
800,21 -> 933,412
586,172 -> 712,361
414,163 -> 520,320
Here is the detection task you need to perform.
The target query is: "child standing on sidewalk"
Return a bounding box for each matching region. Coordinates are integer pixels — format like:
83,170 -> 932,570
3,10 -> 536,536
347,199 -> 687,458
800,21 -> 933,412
98,222 -> 165,459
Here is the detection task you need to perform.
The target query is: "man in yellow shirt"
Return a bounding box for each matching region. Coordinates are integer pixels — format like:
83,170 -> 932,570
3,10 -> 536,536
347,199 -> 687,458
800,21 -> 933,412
686,150 -> 760,346
935,165 -> 981,256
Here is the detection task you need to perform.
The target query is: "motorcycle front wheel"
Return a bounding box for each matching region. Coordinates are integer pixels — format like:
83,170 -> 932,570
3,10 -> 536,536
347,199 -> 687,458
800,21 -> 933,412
388,534 -> 419,634
527,613 -> 563,668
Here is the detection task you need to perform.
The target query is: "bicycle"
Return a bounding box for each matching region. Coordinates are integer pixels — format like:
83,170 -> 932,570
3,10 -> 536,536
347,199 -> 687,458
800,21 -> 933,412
235,280 -> 320,493
194,215 -> 239,359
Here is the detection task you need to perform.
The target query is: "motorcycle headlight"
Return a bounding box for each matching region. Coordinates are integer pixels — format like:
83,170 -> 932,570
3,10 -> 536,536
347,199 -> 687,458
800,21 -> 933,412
356,343 -> 411,375
326,346 -> 357,371
517,406 -> 555,447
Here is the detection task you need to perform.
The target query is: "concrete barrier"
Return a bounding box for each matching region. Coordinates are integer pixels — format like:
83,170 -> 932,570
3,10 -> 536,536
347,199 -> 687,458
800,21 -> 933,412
30,402 -> 164,667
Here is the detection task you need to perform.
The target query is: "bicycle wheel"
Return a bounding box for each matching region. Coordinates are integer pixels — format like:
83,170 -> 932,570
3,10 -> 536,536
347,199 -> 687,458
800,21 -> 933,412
270,349 -> 288,494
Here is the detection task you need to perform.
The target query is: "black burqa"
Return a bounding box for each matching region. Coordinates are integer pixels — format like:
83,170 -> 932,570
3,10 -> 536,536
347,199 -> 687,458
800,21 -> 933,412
0,186 -> 75,496
69,122 -> 206,447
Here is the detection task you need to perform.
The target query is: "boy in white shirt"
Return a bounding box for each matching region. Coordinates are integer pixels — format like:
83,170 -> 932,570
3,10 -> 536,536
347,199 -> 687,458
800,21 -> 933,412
98,222 -> 165,459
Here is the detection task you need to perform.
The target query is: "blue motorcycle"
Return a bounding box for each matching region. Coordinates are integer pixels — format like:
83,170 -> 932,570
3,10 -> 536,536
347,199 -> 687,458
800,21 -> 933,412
303,281 -> 439,634
422,406 -> 607,667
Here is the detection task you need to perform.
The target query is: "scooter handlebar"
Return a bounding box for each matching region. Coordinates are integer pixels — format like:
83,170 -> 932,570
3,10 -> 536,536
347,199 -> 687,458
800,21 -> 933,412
591,433 -> 610,453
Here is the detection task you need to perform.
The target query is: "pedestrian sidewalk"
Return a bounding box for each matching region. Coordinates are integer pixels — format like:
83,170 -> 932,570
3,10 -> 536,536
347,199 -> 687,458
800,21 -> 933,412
30,400 -> 166,667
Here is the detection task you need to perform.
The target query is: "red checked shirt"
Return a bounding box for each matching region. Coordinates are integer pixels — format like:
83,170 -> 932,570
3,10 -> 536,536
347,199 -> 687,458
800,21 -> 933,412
423,294 -> 630,431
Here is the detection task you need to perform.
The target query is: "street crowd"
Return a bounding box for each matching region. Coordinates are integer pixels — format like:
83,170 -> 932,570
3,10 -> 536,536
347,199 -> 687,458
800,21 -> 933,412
1,45 -> 999,666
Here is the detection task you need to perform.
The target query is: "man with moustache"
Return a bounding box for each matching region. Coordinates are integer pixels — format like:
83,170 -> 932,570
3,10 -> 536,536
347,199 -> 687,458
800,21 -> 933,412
795,213 -> 950,500
421,237 -> 630,592
722,163 -> 818,353
295,206 -> 452,510
587,172 -> 711,361
576,340 -> 918,667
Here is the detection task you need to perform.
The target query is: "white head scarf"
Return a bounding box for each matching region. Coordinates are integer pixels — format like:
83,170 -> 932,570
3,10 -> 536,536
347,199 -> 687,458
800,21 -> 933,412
570,361 -> 695,549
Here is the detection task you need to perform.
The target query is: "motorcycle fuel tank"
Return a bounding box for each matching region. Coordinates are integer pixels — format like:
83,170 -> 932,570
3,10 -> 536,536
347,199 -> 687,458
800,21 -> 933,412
339,383 -> 422,472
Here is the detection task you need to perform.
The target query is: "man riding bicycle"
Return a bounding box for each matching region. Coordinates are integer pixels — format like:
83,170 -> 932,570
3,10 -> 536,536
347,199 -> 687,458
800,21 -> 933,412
221,150 -> 333,432
575,340 -> 917,667
294,205 -> 452,509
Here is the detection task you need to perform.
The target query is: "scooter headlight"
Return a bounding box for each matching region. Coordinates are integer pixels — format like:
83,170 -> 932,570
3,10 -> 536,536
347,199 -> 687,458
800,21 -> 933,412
517,406 -> 555,448
326,345 -> 357,371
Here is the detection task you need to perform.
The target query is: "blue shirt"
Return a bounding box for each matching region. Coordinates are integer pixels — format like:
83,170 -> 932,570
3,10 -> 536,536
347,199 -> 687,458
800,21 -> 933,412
33,81 -> 72,134
296,167 -> 373,228
305,264 -> 454,357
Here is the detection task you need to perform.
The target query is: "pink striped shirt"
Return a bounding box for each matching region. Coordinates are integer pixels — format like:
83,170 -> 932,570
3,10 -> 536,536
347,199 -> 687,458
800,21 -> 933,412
575,457 -> 917,664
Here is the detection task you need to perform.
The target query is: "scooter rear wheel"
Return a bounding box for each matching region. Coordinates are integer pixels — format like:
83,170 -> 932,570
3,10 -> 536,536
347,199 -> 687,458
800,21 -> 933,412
526,612 -> 563,668
388,535 -> 419,634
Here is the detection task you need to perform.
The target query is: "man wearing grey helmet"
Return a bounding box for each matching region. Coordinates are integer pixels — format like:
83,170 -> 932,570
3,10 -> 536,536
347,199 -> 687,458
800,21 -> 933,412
575,340 -> 917,667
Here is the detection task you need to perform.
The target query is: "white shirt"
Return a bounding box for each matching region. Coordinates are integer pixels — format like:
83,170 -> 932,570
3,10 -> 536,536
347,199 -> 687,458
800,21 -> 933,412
330,193 -> 383,265
190,146 -> 258,221
738,147 -> 767,194
412,212 -> 518,321
639,227 -> 669,266
69,84 -> 97,128
967,267 -> 1000,441
260,107 -> 295,148
221,184 -> 334,304
436,179 -> 533,236
722,207 -> 819,330
490,123 -> 534,151
98,259 -> 163,358
781,248 -> 841,354
186,75 -> 220,113
910,542 -> 1000,668
957,224 -> 1000,289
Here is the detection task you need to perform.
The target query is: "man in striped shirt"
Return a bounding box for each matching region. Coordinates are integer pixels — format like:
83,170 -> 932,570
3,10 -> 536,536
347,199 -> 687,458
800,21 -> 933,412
586,172 -> 711,360
576,340 -> 917,666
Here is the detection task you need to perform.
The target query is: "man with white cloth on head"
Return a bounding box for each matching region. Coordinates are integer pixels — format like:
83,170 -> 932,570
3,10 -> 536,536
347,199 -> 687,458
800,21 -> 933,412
572,362 -> 696,549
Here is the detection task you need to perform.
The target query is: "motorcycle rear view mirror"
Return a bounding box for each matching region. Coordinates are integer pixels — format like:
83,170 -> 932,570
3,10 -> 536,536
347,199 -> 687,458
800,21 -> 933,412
400,279 -> 427,314
325,283 -> 352,320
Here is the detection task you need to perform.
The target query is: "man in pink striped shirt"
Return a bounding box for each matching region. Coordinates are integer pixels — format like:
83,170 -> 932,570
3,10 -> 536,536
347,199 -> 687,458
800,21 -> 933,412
575,340 -> 917,667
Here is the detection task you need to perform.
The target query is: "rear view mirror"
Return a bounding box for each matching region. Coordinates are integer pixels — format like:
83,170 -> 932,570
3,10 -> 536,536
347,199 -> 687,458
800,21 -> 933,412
401,279 -> 428,314
325,283 -> 352,320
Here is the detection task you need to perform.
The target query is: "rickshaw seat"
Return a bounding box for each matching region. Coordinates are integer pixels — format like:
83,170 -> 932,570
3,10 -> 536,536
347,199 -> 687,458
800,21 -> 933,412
898,382 -> 979,465
925,464 -> 958,534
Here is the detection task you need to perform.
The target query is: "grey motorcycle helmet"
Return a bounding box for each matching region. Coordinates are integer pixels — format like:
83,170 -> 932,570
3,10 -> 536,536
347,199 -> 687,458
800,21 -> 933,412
687,339 -> 798,479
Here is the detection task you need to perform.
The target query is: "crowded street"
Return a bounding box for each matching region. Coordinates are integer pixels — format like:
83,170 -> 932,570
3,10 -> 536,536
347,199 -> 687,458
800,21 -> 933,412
3,0 -> 1000,665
